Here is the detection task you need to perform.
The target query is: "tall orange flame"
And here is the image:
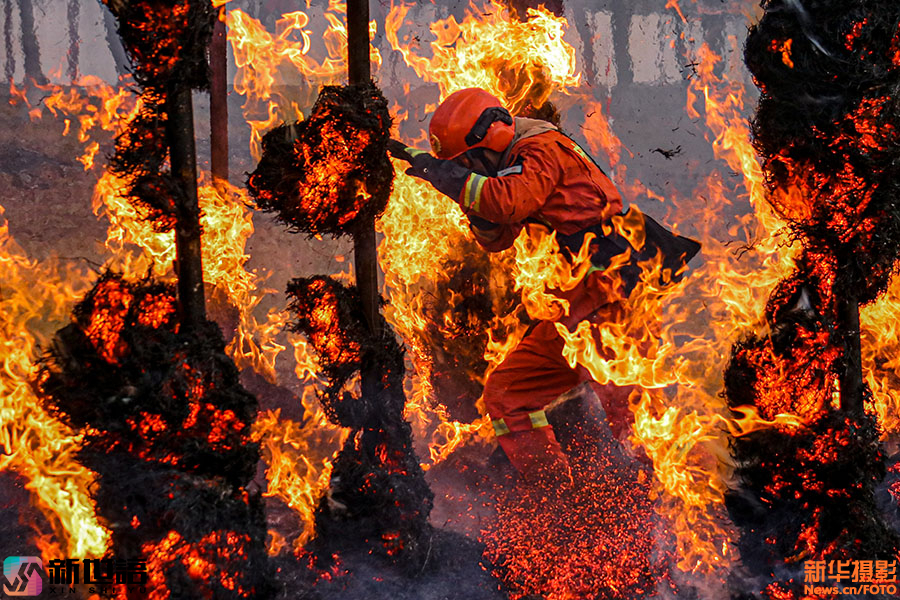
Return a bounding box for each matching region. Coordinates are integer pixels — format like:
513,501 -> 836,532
227,3 -> 382,160
0,207 -> 109,561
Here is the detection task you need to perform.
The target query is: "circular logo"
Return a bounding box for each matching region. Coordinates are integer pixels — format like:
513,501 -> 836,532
430,133 -> 442,155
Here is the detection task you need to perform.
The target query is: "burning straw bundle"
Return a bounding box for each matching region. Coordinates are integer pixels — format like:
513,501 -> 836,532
104,0 -> 215,228
287,276 -> 433,567
725,0 -> 900,595
38,1 -> 274,597
41,274 -> 272,598
247,82 -> 393,237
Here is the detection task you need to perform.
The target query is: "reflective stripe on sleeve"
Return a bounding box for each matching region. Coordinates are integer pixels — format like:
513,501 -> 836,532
462,173 -> 488,212
492,418 -> 511,436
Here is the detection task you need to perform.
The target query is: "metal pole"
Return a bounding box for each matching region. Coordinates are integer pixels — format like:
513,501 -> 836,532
166,84 -> 207,331
347,0 -> 379,337
210,11 -> 229,182
839,295 -> 864,416
347,0 -> 371,85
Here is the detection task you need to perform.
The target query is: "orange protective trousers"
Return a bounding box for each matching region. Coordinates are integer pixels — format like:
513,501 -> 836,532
482,272 -> 634,480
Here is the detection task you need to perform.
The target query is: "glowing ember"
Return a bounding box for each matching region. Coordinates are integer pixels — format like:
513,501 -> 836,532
102,0 -> 215,90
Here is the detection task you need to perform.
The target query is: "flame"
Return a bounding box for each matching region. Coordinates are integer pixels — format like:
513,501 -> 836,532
862,276 -> 900,436
0,208 -> 109,561
253,402 -> 347,553
10,0 -> 885,587
547,43 -> 802,573
378,2 -> 585,471
13,76 -> 140,170
227,3 -> 382,160
386,0 -> 579,114
92,171 -> 286,381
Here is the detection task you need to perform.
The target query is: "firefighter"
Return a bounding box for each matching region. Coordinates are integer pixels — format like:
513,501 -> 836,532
390,88 -> 699,486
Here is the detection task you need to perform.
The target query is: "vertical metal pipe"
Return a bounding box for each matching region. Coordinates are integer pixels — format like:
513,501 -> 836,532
839,295 -> 864,416
347,0 -> 379,338
210,11 -> 229,182
347,0 -> 371,83
166,84 -> 207,331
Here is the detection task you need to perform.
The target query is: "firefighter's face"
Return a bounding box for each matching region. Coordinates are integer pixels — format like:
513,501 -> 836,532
456,148 -> 501,176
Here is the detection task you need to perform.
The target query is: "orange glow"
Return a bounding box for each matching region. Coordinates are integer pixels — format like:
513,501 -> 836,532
386,0 -> 579,115
0,208 -> 110,562
143,530 -> 252,599
226,4 -> 382,160
770,39 -> 795,68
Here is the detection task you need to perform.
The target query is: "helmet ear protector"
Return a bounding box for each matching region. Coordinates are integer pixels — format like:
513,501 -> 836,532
464,106 -> 514,148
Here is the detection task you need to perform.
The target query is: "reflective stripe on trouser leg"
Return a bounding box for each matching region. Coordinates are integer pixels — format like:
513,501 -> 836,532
491,410 -> 549,437
492,418 -> 511,436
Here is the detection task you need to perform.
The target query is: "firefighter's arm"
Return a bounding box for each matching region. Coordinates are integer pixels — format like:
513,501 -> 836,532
390,141 -> 560,225
455,143 -> 562,224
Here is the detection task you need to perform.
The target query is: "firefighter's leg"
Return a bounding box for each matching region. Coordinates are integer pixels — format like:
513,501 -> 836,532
588,381 -> 636,442
483,320 -> 580,485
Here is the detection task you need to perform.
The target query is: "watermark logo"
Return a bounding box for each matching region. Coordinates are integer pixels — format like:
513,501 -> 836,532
2,557 -> 43,597
803,559 -> 898,596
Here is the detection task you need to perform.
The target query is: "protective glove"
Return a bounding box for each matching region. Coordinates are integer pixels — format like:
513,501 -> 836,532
387,140 -> 472,201
468,214 -> 500,231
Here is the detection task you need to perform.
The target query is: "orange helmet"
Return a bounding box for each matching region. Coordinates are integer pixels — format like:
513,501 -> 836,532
429,88 -> 515,160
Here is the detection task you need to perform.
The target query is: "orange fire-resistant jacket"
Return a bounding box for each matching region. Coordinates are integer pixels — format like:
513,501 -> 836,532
456,118 -> 623,252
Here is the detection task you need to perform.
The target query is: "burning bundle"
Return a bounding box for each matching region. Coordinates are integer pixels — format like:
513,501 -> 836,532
724,0 -> 900,594
745,0 -> 900,302
41,273 -> 272,597
286,276 -> 402,426
102,0 -> 215,91
102,0 -> 216,230
287,276 -> 434,568
40,1 -> 274,596
247,82 -> 393,237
